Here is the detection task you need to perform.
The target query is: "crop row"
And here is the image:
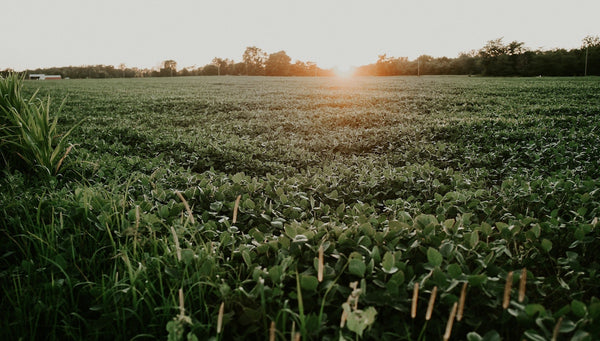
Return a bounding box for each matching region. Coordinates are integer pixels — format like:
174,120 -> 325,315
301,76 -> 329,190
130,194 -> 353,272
1,76 -> 599,340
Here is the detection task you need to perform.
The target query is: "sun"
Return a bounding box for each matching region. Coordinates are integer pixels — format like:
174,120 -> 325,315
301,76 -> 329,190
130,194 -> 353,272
333,64 -> 356,78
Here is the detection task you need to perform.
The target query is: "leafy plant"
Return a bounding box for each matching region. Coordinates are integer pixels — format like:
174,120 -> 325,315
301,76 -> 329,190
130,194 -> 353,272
1,76 -> 599,340
0,72 -> 77,175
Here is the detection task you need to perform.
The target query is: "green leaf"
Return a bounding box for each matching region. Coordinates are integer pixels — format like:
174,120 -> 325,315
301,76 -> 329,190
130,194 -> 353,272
559,319 -> 577,333
523,330 -> 546,341
243,198 -> 255,210
447,263 -> 462,279
531,224 -> 541,238
349,258 -> 366,277
336,203 -> 345,216
570,330 -> 592,341
231,172 -> 244,184
345,306 -> 377,337
468,274 -> 488,287
541,239 -> 552,252
166,320 -> 184,341
427,247 -> 443,267
525,304 -> 546,317
571,300 -> 587,318
381,251 -> 398,274
589,302 -> 600,319
181,249 -> 195,265
269,265 -> 283,284
466,332 -> 483,341
210,201 -> 223,212
470,230 -> 479,248
481,330 -> 501,341
300,275 -> 319,291
241,250 -> 252,268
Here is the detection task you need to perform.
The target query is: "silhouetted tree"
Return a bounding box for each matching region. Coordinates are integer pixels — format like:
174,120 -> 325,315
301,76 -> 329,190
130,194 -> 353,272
265,51 -> 292,76
212,57 -> 235,75
160,60 -> 177,77
201,64 -> 219,76
242,46 -> 267,75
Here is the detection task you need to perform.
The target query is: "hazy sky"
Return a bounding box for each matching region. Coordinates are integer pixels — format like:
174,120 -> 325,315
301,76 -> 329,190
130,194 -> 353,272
3,0 -> 599,71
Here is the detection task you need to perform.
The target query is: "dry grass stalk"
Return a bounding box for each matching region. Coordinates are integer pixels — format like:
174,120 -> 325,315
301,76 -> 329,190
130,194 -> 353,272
349,281 -> 360,310
518,268 -> 527,302
290,321 -> 296,341
293,332 -> 301,341
552,316 -> 563,341
318,244 -> 324,282
503,271 -> 513,309
269,321 -> 276,341
457,282 -> 468,321
170,225 -> 181,261
340,309 -> 348,327
55,144 -> 74,174
426,286 -> 438,320
133,205 -> 140,254
135,205 -> 140,230
178,288 -> 185,317
175,191 -> 195,224
443,302 -> 458,341
411,282 -> 419,319
233,194 -> 241,224
217,302 -> 225,334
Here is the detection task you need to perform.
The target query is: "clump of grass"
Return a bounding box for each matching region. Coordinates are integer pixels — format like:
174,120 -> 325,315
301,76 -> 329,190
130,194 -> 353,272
0,72 -> 77,176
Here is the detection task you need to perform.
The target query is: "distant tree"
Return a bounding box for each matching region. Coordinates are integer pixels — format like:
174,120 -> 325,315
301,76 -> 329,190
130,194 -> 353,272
582,35 -> 600,48
477,38 -> 528,75
375,54 -> 393,76
290,61 -> 307,76
232,62 -> 246,75
582,35 -> 600,76
417,55 -> 435,75
118,63 -> 127,77
160,60 -> 177,77
201,64 -> 219,76
211,57 -> 235,75
242,46 -> 267,75
306,62 -> 318,76
265,51 -> 292,76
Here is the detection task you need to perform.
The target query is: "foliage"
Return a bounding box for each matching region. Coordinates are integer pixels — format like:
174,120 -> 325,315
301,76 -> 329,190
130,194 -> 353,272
266,51 -> 292,76
242,46 -> 268,76
0,73 -> 77,175
1,76 -> 599,340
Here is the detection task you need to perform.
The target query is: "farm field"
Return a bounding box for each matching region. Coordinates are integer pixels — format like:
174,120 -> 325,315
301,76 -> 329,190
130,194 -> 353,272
2,75 -> 600,340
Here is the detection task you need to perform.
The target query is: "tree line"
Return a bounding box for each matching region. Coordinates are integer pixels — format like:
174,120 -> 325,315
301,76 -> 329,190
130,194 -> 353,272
2,47 -> 334,79
356,36 -> 600,76
2,36 -> 598,79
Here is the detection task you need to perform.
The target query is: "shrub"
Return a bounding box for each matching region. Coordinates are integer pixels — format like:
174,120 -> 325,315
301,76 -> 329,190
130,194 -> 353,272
0,73 -> 77,175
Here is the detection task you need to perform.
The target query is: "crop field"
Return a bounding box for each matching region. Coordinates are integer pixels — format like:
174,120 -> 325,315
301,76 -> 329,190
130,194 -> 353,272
2,75 -> 600,340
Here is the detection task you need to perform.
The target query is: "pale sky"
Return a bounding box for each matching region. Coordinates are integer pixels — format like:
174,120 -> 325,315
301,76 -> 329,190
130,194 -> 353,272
2,0 -> 599,71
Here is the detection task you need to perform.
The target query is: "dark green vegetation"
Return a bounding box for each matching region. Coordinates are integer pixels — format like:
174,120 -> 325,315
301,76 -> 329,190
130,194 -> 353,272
1,76 -> 600,340
0,74 -> 78,176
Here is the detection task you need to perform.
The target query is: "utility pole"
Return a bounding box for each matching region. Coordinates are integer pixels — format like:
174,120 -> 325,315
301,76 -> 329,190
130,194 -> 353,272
582,35 -> 599,76
585,45 -> 588,76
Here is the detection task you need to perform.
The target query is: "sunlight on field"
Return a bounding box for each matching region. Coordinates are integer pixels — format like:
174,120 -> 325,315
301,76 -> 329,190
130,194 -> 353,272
333,65 -> 356,78
5,76 -> 600,340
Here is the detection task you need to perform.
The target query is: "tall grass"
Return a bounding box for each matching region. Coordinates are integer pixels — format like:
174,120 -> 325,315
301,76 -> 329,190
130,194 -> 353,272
0,72 -> 77,175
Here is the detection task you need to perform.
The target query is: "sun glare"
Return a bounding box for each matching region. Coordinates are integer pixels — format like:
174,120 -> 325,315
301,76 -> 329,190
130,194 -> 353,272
333,65 -> 356,78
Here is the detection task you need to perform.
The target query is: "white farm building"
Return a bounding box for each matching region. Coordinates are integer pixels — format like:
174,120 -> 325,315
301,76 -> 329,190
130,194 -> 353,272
29,74 -> 62,80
